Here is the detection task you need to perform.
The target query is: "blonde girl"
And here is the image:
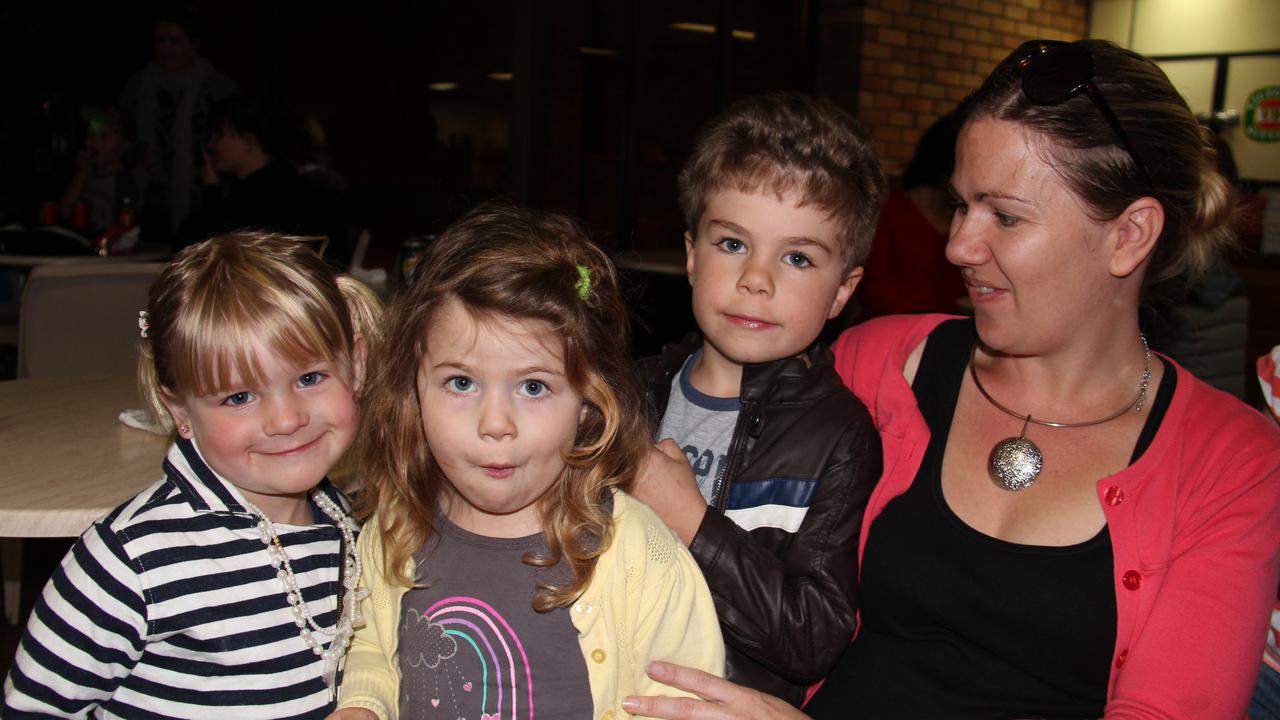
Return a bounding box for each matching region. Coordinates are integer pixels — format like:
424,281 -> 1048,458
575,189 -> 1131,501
333,205 -> 723,720
4,232 -> 382,719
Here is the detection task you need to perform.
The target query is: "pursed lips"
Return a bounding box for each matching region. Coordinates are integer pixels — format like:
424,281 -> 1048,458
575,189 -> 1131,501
481,463 -> 516,479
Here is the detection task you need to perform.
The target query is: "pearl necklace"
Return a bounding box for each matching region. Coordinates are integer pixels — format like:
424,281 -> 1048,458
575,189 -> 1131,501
241,490 -> 362,697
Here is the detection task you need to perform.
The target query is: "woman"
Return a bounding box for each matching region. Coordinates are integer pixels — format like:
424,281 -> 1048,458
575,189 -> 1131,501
119,8 -> 237,241
626,39 -> 1280,719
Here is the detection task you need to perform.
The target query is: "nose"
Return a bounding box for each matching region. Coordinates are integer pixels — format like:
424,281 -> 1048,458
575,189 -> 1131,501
944,211 -> 988,268
478,392 -> 516,441
737,255 -> 774,296
263,396 -> 308,436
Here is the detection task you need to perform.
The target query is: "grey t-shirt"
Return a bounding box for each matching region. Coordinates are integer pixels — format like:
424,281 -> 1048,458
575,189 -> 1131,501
397,518 -> 592,720
656,352 -> 740,504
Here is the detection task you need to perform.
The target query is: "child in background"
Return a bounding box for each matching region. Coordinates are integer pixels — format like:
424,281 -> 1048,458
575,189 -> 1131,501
331,205 -> 723,720
58,105 -> 146,235
3,232 -> 382,719
634,92 -> 885,705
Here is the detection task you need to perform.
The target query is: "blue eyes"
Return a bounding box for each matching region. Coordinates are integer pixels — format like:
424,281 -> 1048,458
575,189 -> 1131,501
713,237 -> 815,268
519,380 -> 548,398
223,391 -> 253,407
446,376 -> 476,393
219,371 -> 326,407
784,252 -> 812,268
444,376 -> 550,398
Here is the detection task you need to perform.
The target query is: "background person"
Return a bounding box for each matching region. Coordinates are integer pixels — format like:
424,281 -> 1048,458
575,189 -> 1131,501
119,7 -> 237,244
177,93 -> 348,259
856,111 -> 964,319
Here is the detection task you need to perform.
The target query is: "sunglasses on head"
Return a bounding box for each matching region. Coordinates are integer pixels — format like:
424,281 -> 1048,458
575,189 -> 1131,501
1001,40 -> 1152,187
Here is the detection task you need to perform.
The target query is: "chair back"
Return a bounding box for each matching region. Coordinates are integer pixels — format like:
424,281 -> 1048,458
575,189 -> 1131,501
17,262 -> 166,379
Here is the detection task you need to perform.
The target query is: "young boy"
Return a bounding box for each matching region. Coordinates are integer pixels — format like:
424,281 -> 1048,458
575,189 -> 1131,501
634,92 -> 885,706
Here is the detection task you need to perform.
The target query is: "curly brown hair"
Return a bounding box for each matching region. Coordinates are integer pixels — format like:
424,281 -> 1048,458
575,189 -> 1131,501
356,203 -> 648,612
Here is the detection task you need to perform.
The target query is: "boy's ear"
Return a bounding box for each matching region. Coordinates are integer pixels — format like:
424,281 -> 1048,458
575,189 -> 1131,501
350,333 -> 369,397
827,266 -> 864,320
684,231 -> 696,287
1107,196 -> 1163,279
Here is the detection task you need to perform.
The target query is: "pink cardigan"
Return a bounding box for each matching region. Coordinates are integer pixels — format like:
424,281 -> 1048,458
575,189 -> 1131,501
832,314 -> 1280,719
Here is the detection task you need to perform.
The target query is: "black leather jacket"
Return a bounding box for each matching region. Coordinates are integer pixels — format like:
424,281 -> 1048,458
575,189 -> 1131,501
639,334 -> 883,706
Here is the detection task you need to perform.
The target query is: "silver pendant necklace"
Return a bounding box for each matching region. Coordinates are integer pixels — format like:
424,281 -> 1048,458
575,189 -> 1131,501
969,334 -> 1151,491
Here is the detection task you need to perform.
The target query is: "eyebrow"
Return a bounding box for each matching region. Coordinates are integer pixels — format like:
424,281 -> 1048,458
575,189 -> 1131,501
707,219 -> 833,250
947,183 -> 1033,205
430,360 -> 565,376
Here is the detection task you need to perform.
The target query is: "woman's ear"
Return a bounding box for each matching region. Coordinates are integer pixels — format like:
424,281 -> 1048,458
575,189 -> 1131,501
350,333 -> 369,397
1108,196 -> 1164,279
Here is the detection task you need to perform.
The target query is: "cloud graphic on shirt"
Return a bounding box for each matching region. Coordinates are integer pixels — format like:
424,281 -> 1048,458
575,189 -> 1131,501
402,609 -> 457,669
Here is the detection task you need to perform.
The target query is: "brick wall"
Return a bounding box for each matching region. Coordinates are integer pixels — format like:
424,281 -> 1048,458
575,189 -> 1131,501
855,0 -> 1090,175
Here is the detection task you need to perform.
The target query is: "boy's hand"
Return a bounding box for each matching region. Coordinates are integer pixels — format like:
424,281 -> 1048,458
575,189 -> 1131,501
635,439 -> 706,545
325,709 -> 379,720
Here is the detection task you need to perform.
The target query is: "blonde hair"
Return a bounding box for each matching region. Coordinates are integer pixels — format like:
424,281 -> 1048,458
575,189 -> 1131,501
357,203 -> 648,612
138,231 -> 383,429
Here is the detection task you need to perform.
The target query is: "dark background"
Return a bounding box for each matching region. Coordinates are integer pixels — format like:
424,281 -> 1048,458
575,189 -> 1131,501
0,1 -> 822,262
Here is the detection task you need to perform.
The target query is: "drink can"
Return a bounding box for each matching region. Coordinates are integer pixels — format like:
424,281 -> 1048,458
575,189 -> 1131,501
400,234 -> 434,287
38,201 -> 57,226
71,201 -> 89,230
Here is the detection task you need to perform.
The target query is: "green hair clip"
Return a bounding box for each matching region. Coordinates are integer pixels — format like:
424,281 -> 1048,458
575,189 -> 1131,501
575,265 -> 591,300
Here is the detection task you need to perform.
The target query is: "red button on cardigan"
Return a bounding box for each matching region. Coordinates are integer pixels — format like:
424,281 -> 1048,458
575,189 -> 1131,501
1104,486 -> 1125,505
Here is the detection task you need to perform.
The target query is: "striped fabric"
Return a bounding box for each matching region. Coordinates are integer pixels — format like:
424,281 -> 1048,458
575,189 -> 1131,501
1260,347 -> 1280,676
722,476 -> 819,533
1260,346 -> 1280,424
2,438 -> 353,719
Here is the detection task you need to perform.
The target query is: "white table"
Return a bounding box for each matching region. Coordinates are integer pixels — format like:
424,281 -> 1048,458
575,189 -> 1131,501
0,374 -> 168,622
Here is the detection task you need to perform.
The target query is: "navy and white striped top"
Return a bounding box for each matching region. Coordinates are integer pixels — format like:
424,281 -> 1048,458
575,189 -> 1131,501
3,438 -> 355,719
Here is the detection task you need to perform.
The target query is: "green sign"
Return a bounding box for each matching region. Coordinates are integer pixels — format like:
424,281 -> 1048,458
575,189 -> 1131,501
1244,85 -> 1280,142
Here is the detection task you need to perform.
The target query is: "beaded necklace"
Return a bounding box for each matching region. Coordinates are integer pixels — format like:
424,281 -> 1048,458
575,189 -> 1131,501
241,490 -> 362,697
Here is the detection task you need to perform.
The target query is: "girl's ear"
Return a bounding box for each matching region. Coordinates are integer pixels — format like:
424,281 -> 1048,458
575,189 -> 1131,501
158,387 -> 191,437
350,333 -> 369,397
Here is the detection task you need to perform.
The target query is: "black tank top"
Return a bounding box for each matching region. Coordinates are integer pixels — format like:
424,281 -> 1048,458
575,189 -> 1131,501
807,319 -> 1174,719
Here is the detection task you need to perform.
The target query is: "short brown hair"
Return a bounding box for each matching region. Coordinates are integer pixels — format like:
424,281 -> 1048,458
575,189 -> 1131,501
678,92 -> 887,270
357,203 -> 649,612
139,231 -> 382,429
960,40 -> 1235,286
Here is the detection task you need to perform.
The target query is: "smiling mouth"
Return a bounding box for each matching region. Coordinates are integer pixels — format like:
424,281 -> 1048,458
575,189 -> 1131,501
264,435 -> 323,456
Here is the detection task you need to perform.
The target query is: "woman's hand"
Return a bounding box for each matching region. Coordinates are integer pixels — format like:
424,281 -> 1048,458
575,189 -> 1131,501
325,708 -> 379,720
622,661 -> 808,720
633,441 -> 706,545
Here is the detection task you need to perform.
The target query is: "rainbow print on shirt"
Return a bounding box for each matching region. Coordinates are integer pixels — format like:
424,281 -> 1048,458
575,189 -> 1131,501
401,596 -> 533,720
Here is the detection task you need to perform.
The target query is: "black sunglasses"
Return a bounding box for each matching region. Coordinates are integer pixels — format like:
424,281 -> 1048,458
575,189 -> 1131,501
1001,40 -> 1152,187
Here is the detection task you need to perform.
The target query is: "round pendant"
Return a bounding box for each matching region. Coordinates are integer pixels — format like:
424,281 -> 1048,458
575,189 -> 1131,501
988,436 -> 1043,491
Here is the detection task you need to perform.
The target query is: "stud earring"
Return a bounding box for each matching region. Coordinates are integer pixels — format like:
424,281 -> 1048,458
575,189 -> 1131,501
178,424 -> 190,436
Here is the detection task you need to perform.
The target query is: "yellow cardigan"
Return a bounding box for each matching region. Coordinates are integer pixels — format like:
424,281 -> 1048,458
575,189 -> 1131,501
337,490 -> 725,720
